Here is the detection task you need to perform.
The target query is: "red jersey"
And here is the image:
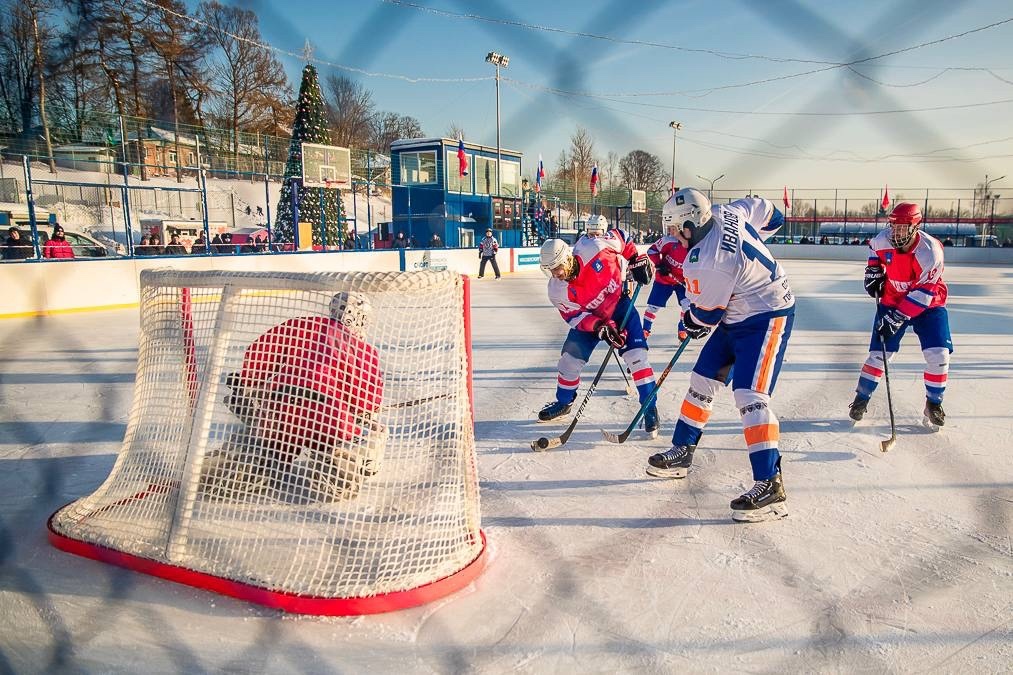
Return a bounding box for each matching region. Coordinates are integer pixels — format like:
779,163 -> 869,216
547,230 -> 634,331
646,235 -> 688,287
868,229 -> 947,318
239,316 -> 383,448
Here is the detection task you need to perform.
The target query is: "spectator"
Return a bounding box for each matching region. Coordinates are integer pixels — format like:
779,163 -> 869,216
245,205 -> 252,216
163,233 -> 187,255
3,226 -> 35,260
478,228 -> 501,279
943,238 -> 954,247
201,292 -> 385,501
820,236 -> 830,245
191,233 -> 209,254
392,232 -> 409,249
135,235 -> 152,256
148,235 -> 164,256
428,232 -> 444,248
256,206 -> 264,217
43,224 -> 74,259
549,214 -> 559,237
344,233 -> 356,250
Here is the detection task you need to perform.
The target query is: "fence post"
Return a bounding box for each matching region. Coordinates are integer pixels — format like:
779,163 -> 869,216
122,186 -> 134,256
264,172 -> 272,249
196,136 -> 211,254
118,115 -> 134,241
22,156 -> 41,259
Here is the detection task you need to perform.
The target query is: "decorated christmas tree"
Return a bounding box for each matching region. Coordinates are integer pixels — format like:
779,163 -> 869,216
273,64 -> 345,246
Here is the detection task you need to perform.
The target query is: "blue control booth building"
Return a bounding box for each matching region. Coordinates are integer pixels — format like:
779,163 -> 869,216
388,138 -> 526,249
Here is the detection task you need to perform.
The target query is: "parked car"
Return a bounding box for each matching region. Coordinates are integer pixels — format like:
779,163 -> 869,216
33,229 -> 117,257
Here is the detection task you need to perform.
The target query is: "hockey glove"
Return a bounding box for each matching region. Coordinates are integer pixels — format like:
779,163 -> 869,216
594,319 -> 627,349
681,310 -> 711,340
656,262 -> 672,277
876,308 -> 908,341
864,264 -> 886,298
628,254 -> 654,285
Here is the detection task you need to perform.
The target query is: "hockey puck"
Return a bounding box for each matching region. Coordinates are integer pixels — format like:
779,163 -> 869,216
532,437 -> 550,451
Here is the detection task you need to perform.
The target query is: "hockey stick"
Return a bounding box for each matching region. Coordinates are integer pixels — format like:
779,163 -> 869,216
613,350 -> 634,396
531,285 -> 643,451
601,336 -> 691,443
879,338 -> 896,452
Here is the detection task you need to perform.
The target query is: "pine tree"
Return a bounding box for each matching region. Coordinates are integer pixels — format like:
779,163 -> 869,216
274,64 -> 345,245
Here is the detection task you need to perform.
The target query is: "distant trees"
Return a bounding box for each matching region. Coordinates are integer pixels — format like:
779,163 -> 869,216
619,149 -> 667,193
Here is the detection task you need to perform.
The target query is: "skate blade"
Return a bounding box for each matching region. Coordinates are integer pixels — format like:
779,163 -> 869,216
732,502 -> 788,522
645,465 -> 688,479
643,429 -> 659,440
921,416 -> 943,432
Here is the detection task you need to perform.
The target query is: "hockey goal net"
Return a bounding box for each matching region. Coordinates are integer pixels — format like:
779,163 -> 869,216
48,269 -> 485,615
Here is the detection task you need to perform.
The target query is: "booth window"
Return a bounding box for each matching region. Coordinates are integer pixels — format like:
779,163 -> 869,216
474,157 -> 498,196
400,151 -> 437,185
499,160 -> 520,197
445,149 -> 472,193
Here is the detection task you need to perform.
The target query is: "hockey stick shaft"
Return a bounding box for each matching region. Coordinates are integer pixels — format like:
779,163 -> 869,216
532,285 -> 643,451
880,340 -> 896,452
601,336 -> 690,443
613,350 -> 634,395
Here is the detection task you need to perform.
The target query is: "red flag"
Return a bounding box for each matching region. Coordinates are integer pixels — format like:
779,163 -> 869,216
881,185 -> 890,210
457,136 -> 468,177
589,164 -> 599,197
782,186 -> 790,210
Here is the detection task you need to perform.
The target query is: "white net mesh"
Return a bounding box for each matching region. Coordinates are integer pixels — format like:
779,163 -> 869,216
51,269 -> 482,600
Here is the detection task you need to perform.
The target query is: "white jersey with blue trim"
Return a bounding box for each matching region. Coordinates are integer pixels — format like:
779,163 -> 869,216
683,197 -> 795,326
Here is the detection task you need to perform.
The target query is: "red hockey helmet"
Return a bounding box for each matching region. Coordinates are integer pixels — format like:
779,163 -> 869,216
887,202 -> 922,249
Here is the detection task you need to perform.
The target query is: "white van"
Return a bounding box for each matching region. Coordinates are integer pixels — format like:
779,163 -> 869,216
0,201 -> 54,231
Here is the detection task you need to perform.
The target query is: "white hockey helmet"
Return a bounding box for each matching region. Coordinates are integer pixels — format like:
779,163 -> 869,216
539,238 -> 573,278
329,291 -> 372,339
663,188 -> 712,237
585,214 -> 608,237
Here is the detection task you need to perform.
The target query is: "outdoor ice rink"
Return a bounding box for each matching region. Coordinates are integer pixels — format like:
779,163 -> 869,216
1,258 -> 1010,673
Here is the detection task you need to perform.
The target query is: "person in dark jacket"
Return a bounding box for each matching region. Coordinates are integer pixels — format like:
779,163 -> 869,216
428,232 -> 444,248
3,226 -> 35,260
392,232 -> 409,249
163,233 -> 187,255
191,233 -> 209,254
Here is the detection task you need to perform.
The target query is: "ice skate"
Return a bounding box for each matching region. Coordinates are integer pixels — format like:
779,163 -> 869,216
730,471 -> 788,522
923,399 -> 945,430
642,404 -> 660,439
199,453 -> 271,501
646,444 -> 695,478
848,393 -> 870,423
538,399 -> 573,422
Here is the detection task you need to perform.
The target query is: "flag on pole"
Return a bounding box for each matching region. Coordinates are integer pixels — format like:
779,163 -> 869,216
589,164 -> 600,197
536,154 -> 544,193
783,186 -> 790,211
881,185 -> 890,210
457,136 -> 468,177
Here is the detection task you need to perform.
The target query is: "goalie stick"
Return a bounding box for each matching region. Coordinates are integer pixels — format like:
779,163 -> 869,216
601,336 -> 691,444
531,285 -> 643,451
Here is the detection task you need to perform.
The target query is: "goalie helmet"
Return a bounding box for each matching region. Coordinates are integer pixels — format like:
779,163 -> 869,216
887,202 -> 922,249
539,238 -> 576,279
585,214 -> 608,237
663,188 -> 712,237
329,291 -> 372,339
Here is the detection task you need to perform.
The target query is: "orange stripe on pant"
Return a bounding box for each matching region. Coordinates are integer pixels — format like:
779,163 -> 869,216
680,399 -> 711,425
743,423 -> 779,447
754,316 -> 786,393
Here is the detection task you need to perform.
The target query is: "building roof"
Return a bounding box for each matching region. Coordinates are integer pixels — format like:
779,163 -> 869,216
390,137 -> 521,156
53,144 -> 117,155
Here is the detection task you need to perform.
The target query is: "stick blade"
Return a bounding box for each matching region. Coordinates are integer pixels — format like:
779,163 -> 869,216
601,429 -> 622,444
880,435 -> 896,452
531,436 -> 561,452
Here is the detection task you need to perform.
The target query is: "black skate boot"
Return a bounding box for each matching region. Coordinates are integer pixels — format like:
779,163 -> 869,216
730,469 -> 788,522
538,399 -> 573,422
848,394 -> 870,422
643,404 -> 660,439
646,444 -> 695,479
923,399 -> 945,429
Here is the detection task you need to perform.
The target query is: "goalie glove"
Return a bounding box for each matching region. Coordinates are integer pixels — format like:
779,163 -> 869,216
593,318 -> 627,349
628,254 -> 654,285
876,307 -> 908,341
864,264 -> 886,298
681,310 -> 711,340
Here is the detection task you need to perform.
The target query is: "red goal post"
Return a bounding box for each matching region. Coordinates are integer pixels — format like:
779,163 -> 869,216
48,269 -> 485,615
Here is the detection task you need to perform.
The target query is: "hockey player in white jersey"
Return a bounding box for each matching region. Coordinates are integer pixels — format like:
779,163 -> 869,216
646,188 -> 795,522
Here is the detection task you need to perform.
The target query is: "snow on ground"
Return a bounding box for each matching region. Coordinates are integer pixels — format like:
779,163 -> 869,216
0,259 -> 1010,673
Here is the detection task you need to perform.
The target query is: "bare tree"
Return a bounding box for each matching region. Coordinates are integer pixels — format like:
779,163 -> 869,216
369,112 -> 424,154
620,149 -> 667,193
0,6 -> 39,141
324,74 -> 374,149
199,0 -> 291,174
25,0 -> 56,172
604,150 -> 620,192
446,121 -> 465,140
568,126 -> 595,191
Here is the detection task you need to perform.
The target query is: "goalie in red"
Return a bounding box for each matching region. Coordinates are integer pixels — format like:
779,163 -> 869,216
201,291 -> 386,501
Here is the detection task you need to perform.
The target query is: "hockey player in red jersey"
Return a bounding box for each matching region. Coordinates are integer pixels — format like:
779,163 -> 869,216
645,222 -> 690,340
537,226 -> 661,437
849,202 -> 951,428
202,291 -> 387,500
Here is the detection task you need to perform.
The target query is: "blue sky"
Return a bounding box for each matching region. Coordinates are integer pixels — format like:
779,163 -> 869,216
236,0 -> 1013,193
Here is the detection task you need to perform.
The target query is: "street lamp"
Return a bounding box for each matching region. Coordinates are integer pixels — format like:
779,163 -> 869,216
668,121 -> 682,194
697,173 -> 725,201
485,51 -> 510,196
983,174 -> 1005,237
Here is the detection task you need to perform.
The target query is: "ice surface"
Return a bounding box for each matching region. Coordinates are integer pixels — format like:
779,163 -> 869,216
0,260 -> 1010,672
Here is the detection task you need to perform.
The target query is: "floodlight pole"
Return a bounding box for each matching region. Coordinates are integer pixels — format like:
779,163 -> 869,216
669,121 -> 681,194
486,52 -> 509,197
